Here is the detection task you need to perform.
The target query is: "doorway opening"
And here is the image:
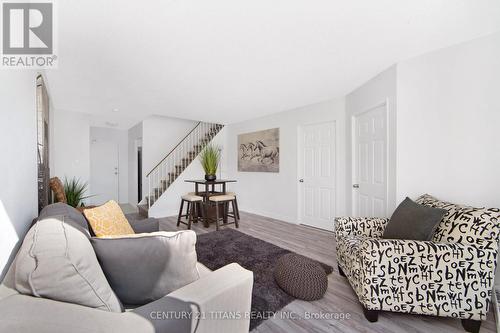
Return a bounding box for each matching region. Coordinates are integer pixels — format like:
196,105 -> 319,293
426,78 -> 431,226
137,146 -> 142,202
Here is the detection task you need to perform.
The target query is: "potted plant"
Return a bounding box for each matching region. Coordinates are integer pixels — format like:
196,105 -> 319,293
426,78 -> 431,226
199,143 -> 221,181
63,177 -> 93,208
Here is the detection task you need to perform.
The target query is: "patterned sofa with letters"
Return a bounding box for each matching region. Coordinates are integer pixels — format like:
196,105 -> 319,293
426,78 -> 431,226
335,194 -> 500,333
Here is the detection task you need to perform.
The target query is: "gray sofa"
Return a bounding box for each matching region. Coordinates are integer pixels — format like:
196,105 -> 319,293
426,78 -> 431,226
0,203 -> 254,333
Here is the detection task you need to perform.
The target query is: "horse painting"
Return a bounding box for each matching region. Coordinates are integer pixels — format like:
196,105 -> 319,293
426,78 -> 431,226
239,143 -> 250,159
237,128 -> 279,172
255,140 -> 279,164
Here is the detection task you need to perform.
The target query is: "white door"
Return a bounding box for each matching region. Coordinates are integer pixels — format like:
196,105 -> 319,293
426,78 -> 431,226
299,122 -> 336,231
90,141 -> 119,205
353,104 -> 387,217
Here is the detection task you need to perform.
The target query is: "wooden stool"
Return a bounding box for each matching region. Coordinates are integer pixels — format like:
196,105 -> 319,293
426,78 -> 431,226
226,192 -> 240,220
208,195 -> 239,231
177,194 -> 204,229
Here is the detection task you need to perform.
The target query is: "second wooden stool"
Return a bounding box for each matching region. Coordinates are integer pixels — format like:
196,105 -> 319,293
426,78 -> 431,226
208,195 -> 239,231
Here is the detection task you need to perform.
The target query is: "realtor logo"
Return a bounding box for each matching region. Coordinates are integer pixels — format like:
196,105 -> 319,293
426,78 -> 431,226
1,1 -> 57,68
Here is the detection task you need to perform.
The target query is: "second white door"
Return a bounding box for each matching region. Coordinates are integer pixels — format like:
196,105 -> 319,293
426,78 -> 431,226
299,122 -> 336,231
353,104 -> 388,217
90,141 -> 119,205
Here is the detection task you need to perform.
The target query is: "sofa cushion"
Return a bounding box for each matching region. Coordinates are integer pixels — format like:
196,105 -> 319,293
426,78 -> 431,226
83,200 -> 135,237
38,202 -> 91,237
91,231 -> 199,305
14,216 -> 123,312
128,217 -> 160,234
416,194 -> 500,247
383,197 -> 446,241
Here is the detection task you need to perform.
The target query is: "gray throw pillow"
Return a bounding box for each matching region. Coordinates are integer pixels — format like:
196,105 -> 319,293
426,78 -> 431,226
91,231 -> 200,306
38,202 -> 91,237
14,216 -> 123,312
383,197 -> 446,241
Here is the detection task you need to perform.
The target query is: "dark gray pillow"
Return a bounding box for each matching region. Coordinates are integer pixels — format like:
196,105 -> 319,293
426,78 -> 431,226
91,231 -> 199,306
38,202 -> 91,237
383,197 -> 446,241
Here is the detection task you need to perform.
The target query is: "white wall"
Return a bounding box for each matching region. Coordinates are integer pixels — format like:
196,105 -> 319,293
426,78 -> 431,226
51,109 -> 91,200
224,99 -> 346,224
89,127 -> 129,204
148,128 -> 228,218
142,115 -> 198,199
0,71 -> 38,279
51,114 -> 199,209
397,32 -> 500,208
128,122 -> 143,205
345,66 -> 398,216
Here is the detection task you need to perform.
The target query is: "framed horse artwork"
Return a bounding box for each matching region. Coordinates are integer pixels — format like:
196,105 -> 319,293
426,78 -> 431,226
238,128 -> 280,172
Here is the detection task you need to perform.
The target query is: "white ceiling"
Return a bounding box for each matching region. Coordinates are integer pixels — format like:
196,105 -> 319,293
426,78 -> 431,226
46,0 -> 500,128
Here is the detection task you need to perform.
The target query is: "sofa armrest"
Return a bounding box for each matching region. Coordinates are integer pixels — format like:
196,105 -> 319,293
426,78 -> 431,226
132,263 -> 253,333
128,218 -> 160,234
334,217 -> 389,242
0,294 -> 155,333
358,238 -> 496,320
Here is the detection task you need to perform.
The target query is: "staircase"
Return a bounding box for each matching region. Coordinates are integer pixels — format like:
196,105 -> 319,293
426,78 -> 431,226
138,122 -> 224,217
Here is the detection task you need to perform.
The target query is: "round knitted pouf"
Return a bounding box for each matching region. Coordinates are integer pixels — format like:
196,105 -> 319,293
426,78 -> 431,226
274,253 -> 328,301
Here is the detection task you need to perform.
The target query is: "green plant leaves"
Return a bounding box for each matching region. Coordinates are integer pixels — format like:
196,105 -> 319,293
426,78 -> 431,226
63,177 -> 93,208
199,143 -> 221,175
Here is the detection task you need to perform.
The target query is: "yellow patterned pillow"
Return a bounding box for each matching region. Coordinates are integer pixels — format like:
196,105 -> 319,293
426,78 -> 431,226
83,200 -> 135,237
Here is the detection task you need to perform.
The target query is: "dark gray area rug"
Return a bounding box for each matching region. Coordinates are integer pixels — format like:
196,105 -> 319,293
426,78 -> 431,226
196,228 -> 333,330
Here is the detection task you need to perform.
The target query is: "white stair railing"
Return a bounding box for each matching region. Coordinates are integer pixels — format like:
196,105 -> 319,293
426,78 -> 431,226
145,122 -> 223,210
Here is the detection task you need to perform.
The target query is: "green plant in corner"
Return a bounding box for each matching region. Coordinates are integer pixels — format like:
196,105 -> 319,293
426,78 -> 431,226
63,177 -> 93,208
199,143 -> 221,181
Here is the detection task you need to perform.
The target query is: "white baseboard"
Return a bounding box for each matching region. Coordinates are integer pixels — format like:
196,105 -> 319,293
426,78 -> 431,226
147,205 -> 298,225
237,206 -> 298,224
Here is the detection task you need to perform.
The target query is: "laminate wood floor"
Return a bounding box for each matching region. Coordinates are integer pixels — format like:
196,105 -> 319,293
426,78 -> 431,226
128,211 -> 497,333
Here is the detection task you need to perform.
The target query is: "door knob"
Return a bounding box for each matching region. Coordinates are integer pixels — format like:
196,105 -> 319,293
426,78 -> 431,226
352,184 -> 359,188
299,179 -> 304,183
